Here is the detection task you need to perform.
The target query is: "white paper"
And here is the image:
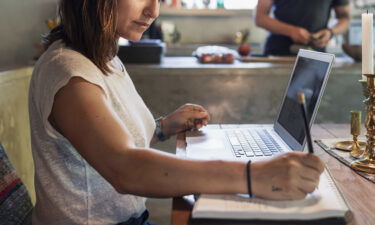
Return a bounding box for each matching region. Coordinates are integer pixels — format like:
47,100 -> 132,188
192,170 -> 349,220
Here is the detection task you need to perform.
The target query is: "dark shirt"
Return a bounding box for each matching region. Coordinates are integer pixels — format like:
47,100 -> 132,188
264,0 -> 348,56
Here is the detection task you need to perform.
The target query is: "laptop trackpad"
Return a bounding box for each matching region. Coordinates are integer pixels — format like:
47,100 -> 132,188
186,130 -> 232,160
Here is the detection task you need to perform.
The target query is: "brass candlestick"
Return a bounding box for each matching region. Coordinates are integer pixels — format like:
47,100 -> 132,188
349,111 -> 364,158
351,75 -> 375,173
334,110 -> 366,153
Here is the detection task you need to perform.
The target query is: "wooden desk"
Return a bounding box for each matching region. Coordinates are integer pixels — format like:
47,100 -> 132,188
172,124 -> 375,225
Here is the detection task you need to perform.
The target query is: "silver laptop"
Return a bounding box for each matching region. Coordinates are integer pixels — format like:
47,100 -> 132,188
186,50 -> 335,162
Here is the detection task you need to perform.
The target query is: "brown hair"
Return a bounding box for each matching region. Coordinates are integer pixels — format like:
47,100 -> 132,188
44,0 -> 118,74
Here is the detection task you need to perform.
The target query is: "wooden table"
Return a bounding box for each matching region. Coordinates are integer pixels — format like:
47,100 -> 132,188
172,124 -> 375,225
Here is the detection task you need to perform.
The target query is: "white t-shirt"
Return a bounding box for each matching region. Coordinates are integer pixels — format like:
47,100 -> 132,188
28,40 -> 156,225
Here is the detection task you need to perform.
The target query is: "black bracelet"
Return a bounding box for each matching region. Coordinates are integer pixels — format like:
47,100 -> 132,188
246,160 -> 253,198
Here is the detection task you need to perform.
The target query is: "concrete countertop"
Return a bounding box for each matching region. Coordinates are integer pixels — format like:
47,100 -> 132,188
124,56 -> 360,76
0,56 -> 358,74
126,56 -> 291,69
124,56 -> 363,126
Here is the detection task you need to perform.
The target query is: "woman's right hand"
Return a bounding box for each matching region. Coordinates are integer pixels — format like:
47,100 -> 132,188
251,152 -> 324,200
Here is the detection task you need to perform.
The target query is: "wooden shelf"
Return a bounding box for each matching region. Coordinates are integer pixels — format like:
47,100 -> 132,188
159,6 -> 252,17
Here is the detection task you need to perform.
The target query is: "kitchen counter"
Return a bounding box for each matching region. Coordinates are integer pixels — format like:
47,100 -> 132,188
125,56 -> 362,126
124,56 -> 357,71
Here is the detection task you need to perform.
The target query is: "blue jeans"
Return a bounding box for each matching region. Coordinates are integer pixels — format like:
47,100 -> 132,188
117,210 -> 156,225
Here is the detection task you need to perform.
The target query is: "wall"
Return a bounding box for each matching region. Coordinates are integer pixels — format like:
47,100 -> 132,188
0,0 -> 58,69
0,2 -> 266,68
158,11 -> 268,46
0,2 -> 352,69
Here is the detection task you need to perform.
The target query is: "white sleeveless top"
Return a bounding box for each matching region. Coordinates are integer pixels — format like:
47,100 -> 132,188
28,41 -> 156,225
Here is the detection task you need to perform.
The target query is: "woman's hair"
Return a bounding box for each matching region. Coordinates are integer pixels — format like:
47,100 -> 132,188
44,0 -> 118,74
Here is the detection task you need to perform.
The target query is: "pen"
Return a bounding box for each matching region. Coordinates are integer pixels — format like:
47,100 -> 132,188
297,92 -> 314,154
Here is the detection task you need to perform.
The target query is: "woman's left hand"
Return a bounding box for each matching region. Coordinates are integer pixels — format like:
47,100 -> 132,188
161,104 -> 211,137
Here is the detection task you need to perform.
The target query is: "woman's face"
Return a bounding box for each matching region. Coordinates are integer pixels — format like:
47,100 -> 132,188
116,0 -> 160,41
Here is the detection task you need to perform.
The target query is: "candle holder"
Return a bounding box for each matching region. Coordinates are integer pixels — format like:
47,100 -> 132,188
350,110 -> 365,158
334,139 -> 366,155
334,110 -> 366,156
351,75 -> 375,173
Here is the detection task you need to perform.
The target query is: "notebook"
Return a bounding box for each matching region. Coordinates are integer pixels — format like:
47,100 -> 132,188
192,169 -> 350,221
186,50 -> 335,162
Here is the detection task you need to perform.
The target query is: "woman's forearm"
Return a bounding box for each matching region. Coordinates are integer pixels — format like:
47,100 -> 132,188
110,147 -> 247,197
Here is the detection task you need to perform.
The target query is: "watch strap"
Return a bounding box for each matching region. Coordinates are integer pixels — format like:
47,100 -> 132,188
155,117 -> 169,142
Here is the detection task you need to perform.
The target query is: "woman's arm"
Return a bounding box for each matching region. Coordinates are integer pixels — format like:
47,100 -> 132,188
49,77 -> 246,197
150,104 -> 210,145
50,77 -> 324,199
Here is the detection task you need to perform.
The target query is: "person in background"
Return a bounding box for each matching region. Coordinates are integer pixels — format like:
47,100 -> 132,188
29,0 -> 324,224
255,0 -> 350,56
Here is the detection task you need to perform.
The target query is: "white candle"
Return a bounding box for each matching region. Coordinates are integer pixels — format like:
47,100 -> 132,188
362,12 -> 374,80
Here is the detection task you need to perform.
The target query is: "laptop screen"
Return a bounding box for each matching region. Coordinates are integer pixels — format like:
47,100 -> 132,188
277,56 -> 330,145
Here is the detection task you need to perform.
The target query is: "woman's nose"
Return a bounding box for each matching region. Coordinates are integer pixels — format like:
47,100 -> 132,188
143,0 -> 160,19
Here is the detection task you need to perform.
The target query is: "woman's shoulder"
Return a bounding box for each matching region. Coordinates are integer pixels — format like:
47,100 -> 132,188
36,40 -> 102,77
31,40 -> 106,96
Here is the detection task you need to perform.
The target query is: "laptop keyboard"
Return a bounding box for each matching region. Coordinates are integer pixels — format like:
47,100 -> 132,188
225,129 -> 283,158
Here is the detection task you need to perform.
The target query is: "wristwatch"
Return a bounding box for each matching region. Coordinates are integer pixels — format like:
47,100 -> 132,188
155,117 -> 169,142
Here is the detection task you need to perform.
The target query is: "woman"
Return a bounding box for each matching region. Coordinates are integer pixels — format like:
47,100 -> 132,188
29,0 -> 324,224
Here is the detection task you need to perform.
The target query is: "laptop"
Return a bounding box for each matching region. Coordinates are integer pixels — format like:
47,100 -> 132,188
186,50 -> 335,162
